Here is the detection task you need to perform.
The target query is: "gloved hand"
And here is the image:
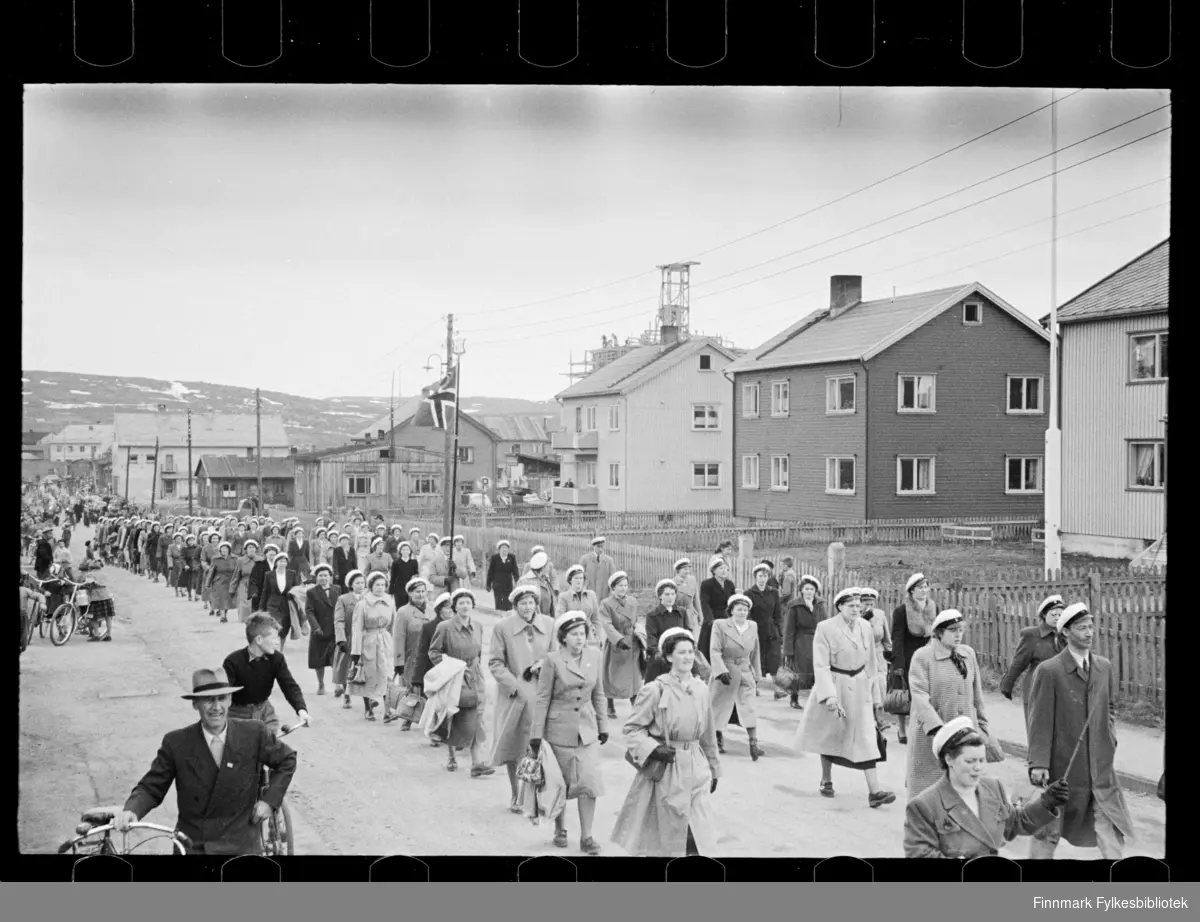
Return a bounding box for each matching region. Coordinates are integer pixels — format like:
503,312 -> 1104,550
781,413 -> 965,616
522,663 -> 542,682
337,641 -> 347,654
649,744 -> 676,764
1040,778 -> 1069,810
351,654 -> 361,664
717,673 -> 731,686
1029,768 -> 1050,787
882,650 -> 894,663
394,666 -> 403,678
510,688 -> 521,699
312,627 -> 324,638
529,738 -> 541,756
890,668 -> 904,680
598,732 -> 609,745
710,779 -> 718,794
616,638 -> 631,651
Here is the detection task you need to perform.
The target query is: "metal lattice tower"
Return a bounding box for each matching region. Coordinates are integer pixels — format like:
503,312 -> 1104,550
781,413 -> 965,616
656,261 -> 698,340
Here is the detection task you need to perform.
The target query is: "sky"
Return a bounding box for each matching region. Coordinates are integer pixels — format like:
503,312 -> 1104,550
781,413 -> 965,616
23,85 -> 1171,402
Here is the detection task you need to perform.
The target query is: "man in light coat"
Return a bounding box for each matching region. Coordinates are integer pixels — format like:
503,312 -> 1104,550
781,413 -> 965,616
426,537 -> 462,592
451,535 -> 477,589
580,536 -> 616,602
1026,603 -> 1134,859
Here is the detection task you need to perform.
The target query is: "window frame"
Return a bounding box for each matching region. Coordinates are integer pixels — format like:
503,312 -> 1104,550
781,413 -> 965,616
410,473 -> 440,495
691,462 -> 722,490
1006,375 -> 1045,415
457,445 -> 475,464
741,454 -> 760,490
770,380 -> 790,417
1127,440 -> 1165,491
825,374 -> 857,415
698,353 -> 713,371
691,403 -> 721,431
1004,455 -> 1045,495
608,462 -> 621,489
896,456 -> 937,496
1128,330 -> 1169,383
742,383 -> 760,418
345,475 -> 378,497
770,455 -> 790,492
963,301 -> 983,325
897,374 -> 938,414
585,406 -> 598,431
581,461 -> 597,488
608,404 -> 620,431
825,456 -> 857,495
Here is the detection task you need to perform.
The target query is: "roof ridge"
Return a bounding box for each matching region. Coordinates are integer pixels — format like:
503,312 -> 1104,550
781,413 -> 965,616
1057,238 -> 1169,312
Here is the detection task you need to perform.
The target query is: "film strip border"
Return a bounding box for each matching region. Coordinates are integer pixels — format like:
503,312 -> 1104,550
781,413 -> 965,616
48,1 -> 1171,73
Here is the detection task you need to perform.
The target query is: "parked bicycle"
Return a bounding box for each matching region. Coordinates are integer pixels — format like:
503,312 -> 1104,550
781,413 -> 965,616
57,807 -> 191,856
47,575 -> 109,645
23,574 -> 62,645
262,721 -> 306,856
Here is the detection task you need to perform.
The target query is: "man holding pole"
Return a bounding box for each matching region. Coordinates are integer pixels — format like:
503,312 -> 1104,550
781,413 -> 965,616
1025,602 -> 1133,859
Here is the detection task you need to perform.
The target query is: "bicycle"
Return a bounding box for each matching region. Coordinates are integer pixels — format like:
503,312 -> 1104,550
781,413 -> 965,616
57,807 -> 192,856
261,721 -> 306,857
46,576 -> 109,645
24,574 -> 63,644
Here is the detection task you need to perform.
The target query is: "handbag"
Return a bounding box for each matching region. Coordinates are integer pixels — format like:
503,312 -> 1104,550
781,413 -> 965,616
348,657 -> 367,686
516,749 -> 544,788
385,676 -> 405,712
457,670 -> 479,709
624,748 -> 669,783
397,691 -> 426,723
774,662 -> 800,695
882,669 -> 911,716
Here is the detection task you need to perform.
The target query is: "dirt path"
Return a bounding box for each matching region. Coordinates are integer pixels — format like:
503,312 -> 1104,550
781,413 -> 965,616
20,526 -> 1165,858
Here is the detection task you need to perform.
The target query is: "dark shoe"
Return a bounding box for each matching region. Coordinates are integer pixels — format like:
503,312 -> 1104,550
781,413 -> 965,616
399,719 -> 412,731
869,790 -> 896,808
447,754 -> 458,772
580,837 -> 601,856
553,829 -> 568,848
749,743 -> 765,762
88,635 -> 103,643
102,635 -> 111,642
510,796 -> 523,814
471,763 -> 496,778
820,780 -> 835,798
606,706 -> 618,720
334,685 -> 344,698
790,698 -> 803,710
317,685 -> 326,696
897,732 -> 907,745
342,697 -> 352,709
220,616 -> 228,624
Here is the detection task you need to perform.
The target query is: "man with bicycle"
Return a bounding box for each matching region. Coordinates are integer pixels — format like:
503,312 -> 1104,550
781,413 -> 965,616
116,666 -> 297,855
222,613 -> 312,738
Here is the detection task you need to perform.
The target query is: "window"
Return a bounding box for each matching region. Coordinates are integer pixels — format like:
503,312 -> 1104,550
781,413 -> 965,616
1130,331 -> 1168,381
692,463 -> 721,489
741,455 -> 760,489
1007,376 -> 1044,413
585,406 -> 597,431
511,444 -> 520,454
345,476 -> 377,496
575,406 -> 583,433
1006,456 -> 1044,494
581,462 -> 597,487
378,448 -> 391,459
608,463 -> 620,489
698,354 -> 712,371
246,447 -> 255,460
410,474 -> 439,494
608,405 -> 620,430
826,457 -> 856,494
742,383 -> 760,418
770,456 -> 789,491
692,404 -> 720,430
145,454 -> 156,465
457,446 -> 475,463
67,445 -> 74,453
222,483 -> 237,498
826,375 -> 856,414
898,374 -> 937,413
163,479 -> 175,495
129,454 -> 139,464
164,453 -> 175,472
897,457 -> 936,495
1128,441 -> 1165,490
771,381 -> 790,417
963,301 -> 982,324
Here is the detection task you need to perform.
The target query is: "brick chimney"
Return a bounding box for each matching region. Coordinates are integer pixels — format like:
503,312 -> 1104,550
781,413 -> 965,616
829,275 -> 863,319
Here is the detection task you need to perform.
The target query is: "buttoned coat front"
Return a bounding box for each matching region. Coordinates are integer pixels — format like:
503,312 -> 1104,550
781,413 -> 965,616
392,602 -> 433,687
1026,649 -> 1134,847
1000,622 -> 1065,724
598,593 -> 644,699
904,775 -> 1059,859
123,718 -> 296,856
793,615 -> 881,765
488,611 -> 556,765
350,593 -> 396,699
907,643 -> 989,798
708,617 -> 762,729
530,646 -> 607,748
304,583 -> 341,669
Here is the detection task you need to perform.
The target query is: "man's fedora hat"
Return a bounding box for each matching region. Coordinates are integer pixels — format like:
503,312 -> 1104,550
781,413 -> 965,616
181,667 -> 243,700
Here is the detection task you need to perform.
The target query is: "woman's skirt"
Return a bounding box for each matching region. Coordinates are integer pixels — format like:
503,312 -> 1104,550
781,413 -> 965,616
88,597 -> 115,620
308,629 -> 338,669
234,582 -> 252,620
209,578 -> 233,611
200,565 -> 212,603
549,740 -> 605,799
169,560 -> 183,588
493,591 -> 513,612
793,631 -> 816,690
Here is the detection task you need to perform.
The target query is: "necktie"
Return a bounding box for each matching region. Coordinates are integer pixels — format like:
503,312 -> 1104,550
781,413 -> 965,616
209,734 -> 224,766
1081,657 -> 1089,678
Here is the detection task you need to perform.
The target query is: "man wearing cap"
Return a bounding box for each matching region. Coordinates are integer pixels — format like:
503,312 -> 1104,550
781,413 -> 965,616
1025,603 -> 1133,859
580,537 -> 616,602
519,551 -> 558,617
1000,595 -> 1066,725
427,536 -> 462,593
451,535 -> 477,590
417,533 -> 441,580
486,540 -> 520,611
115,667 -> 297,855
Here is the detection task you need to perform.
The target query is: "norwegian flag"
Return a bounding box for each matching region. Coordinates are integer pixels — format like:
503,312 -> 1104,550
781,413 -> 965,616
415,365 -> 458,429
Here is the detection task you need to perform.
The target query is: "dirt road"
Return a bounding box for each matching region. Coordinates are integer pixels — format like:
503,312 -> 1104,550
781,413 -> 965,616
20,526 -> 1165,858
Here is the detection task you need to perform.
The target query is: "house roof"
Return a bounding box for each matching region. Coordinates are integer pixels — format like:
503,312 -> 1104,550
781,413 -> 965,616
42,424 -> 115,445
1044,239 -> 1169,326
196,454 -> 294,480
728,282 -> 1048,375
479,415 -> 551,442
114,412 -> 289,448
555,338 -> 739,400
22,430 -> 51,445
359,393 -> 502,443
291,443 -> 445,463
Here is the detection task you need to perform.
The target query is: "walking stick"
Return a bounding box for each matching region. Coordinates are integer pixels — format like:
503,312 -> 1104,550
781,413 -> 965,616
1056,690 -> 1103,784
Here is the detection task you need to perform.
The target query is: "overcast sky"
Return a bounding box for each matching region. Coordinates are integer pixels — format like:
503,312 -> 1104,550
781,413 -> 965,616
23,85 -> 1170,402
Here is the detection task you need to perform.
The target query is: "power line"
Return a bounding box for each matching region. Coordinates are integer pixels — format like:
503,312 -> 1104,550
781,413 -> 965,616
454,90 -> 1088,320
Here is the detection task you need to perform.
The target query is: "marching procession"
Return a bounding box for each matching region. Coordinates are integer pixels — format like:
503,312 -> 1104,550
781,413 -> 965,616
22,503 -> 1148,860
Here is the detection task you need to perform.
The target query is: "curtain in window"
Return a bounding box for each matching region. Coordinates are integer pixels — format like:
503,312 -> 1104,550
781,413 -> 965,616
916,460 -> 930,491
1132,337 -> 1157,379
1133,444 -> 1156,486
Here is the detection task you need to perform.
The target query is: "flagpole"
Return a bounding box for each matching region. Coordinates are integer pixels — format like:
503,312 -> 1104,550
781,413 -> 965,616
442,314 -> 455,537
448,354 -> 462,552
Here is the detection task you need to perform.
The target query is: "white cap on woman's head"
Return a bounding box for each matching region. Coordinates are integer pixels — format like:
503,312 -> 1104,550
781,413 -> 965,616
553,610 -> 589,636
608,570 -> 629,589
530,551 -> 548,571
932,609 -> 964,631
931,715 -> 976,759
905,573 -> 928,593
509,584 -> 539,605
565,564 -> 585,582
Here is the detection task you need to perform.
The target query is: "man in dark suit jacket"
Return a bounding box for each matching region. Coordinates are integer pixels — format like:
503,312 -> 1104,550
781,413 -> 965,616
117,667 -> 297,856
288,526 -> 313,582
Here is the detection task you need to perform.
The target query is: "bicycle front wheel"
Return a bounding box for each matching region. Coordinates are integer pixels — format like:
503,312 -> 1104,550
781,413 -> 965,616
50,605 -> 76,646
261,802 -> 294,857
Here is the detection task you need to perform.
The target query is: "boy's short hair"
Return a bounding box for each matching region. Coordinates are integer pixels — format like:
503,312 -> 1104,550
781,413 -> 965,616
245,613 -> 282,644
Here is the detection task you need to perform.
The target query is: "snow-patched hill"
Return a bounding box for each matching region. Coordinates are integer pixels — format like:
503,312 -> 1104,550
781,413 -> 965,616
22,371 -> 556,451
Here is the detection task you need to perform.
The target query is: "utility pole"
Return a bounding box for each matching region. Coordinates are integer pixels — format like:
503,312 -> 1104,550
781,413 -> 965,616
448,344 -> 465,548
1044,88 -> 1063,577
150,438 -> 160,512
123,446 -> 132,503
256,388 -> 263,515
187,409 -> 194,514
389,369 -> 395,507
442,313 -> 455,538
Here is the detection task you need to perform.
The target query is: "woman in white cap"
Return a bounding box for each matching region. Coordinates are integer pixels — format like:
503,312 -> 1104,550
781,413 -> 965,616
384,523 -> 405,559
557,564 -> 601,646
904,716 -> 1068,858
320,529 -> 339,568
890,573 -> 936,745
529,610 -> 608,854
333,570 -> 366,706
581,536 -> 616,602
747,562 -> 784,680
643,579 -> 698,683
999,594 -> 1066,723
388,540 -> 420,610
364,536 -> 392,583
227,538 -> 260,622
486,539 -> 520,611
488,583 -> 556,810
709,593 -> 764,759
428,588 -> 494,775
906,609 -> 989,799
858,588 -> 892,704
304,563 -> 342,695
181,533 -> 202,603
417,533 -> 441,579
410,592 -> 456,744
451,535 -> 477,589
348,571 -> 396,722
311,526 -> 331,570
526,545 -> 558,596
257,551 -> 303,652
783,574 -> 825,707
670,558 -> 703,633
333,532 -> 357,591
794,587 -> 895,808
612,626 -> 721,857
204,540 -> 238,624
697,556 -> 736,666
598,571 -> 644,721
389,576 -> 433,728
167,531 -> 185,596
519,550 -> 558,617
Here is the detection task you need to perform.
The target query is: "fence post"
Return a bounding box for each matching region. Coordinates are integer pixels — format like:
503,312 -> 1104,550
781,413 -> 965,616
1087,570 -> 1101,617
737,534 -> 754,588
827,542 -> 845,591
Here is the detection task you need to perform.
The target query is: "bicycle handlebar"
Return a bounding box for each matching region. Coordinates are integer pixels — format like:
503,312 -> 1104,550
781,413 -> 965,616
278,720 -> 309,737
57,822 -> 192,854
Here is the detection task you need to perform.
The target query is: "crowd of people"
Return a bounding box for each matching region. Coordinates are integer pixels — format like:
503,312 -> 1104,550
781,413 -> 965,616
36,505 -> 1140,860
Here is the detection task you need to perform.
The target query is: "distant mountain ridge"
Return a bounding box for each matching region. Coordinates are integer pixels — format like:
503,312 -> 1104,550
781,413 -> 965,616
22,370 -> 557,451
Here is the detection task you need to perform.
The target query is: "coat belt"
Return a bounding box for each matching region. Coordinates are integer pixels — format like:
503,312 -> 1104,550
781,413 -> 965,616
651,736 -> 697,751
830,664 -> 864,677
